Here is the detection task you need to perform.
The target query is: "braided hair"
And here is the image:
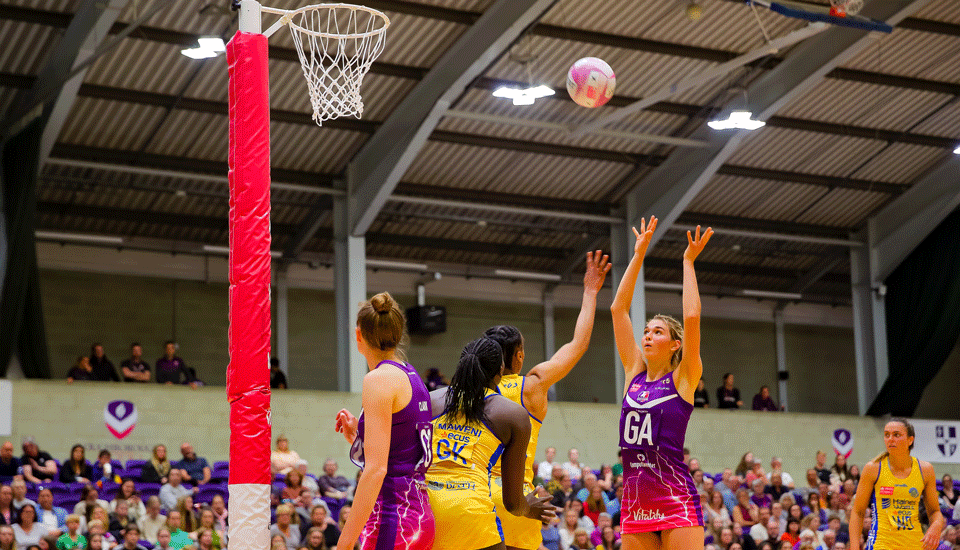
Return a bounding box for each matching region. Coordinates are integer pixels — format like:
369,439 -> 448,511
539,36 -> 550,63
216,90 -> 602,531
444,337 -> 504,426
483,325 -> 522,372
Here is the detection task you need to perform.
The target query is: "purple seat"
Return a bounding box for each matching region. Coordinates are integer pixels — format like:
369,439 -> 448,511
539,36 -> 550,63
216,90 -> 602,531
41,482 -> 69,496
322,496 -> 345,522
213,461 -> 229,471
139,483 -> 161,499
713,473 -> 723,483
196,485 -> 228,505
209,471 -> 228,484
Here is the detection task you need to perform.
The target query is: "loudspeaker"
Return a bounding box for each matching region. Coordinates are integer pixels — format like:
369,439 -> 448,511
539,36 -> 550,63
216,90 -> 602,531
406,305 -> 447,334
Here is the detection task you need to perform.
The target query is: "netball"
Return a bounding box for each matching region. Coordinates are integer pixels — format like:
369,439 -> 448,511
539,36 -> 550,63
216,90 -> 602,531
566,57 -> 616,108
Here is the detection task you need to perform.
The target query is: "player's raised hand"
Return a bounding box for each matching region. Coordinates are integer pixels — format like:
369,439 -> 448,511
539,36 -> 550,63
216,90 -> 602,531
632,216 -> 658,259
683,225 -> 713,263
583,250 -> 611,294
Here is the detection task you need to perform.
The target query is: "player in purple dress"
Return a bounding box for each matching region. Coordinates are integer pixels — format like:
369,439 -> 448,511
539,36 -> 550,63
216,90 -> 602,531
334,291 -> 435,550
611,217 -> 712,549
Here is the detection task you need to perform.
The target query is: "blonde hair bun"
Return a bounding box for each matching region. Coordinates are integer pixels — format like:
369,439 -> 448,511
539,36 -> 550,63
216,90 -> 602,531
370,291 -> 394,314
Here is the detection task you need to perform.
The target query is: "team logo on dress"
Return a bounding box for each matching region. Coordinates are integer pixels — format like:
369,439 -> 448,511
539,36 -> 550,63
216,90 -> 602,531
639,391 -> 650,402
104,400 -> 137,439
909,487 -> 920,498
832,429 -> 854,458
936,425 -> 958,458
879,486 -> 894,495
630,383 -> 642,393
881,498 -> 891,509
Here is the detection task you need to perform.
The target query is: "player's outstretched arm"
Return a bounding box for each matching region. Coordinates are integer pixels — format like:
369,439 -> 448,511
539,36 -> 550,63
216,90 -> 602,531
848,460 -> 879,550
611,217 -> 657,385
921,460 -> 945,550
675,225 -> 712,402
527,250 -> 610,393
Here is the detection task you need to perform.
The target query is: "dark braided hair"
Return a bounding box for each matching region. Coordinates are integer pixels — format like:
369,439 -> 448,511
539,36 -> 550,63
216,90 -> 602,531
483,325 -> 522,372
444,338 -> 504,426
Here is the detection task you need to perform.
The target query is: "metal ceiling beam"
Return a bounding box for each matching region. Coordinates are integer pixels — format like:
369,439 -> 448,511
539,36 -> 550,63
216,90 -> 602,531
789,247 -> 849,293
675,211 -> 850,240
643,256 -> 849,285
715,165 -> 908,194
868,155 -> 960,283
345,0 -> 560,237
616,0 -> 929,251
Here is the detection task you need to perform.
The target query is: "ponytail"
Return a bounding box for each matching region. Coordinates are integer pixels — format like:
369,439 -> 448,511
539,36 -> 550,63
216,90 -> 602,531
444,338 -> 504,427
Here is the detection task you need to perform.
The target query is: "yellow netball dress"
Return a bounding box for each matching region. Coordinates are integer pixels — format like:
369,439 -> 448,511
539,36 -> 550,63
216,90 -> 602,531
865,456 -> 924,550
490,373 -> 543,550
426,388 -> 505,550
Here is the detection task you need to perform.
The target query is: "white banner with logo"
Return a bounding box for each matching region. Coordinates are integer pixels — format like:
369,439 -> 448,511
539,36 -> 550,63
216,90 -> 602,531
909,419 -> 960,464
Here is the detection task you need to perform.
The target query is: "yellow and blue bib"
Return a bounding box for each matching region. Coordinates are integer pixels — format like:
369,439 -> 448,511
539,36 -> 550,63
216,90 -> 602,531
866,457 -> 924,550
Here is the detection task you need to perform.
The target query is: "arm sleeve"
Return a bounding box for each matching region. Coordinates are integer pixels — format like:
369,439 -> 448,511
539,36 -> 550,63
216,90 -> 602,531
107,360 -> 120,382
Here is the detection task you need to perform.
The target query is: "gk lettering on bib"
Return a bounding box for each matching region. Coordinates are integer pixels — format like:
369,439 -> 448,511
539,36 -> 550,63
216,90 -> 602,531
621,409 -> 662,449
433,421 -> 482,466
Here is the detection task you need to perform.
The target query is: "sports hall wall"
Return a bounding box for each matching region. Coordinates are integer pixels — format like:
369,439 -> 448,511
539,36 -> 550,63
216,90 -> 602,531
6,379 -> 959,480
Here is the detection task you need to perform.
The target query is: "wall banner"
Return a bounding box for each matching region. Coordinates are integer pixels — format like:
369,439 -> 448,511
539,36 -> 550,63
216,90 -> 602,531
909,419 -> 960,464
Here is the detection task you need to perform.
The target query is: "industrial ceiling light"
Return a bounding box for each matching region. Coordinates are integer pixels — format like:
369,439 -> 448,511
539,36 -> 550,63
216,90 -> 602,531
181,37 -> 226,59
954,145 -> 960,154
708,110 -> 766,130
492,85 -> 555,106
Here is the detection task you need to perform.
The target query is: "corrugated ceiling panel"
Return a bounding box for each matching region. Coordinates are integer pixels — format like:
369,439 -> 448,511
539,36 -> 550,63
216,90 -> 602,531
688,175 -> 829,222
0,21 -> 59,75
372,13 -> 466,67
728,127 -> 885,175
540,0 -> 801,53
6,0 -> 78,10
909,99 -> 960,138
270,123 -> 368,173
413,0 -> 491,10
793,187 -> 888,227
58,97 -> 169,150
915,0 -> 960,23
145,110 -> 225,159
850,143 -> 950,183
841,29 -> 960,83
117,0 -> 236,36
85,39 -> 209,95
403,141 -> 633,201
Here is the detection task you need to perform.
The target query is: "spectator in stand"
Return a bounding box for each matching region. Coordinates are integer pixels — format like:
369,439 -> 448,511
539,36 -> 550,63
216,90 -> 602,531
193,527 -> 215,550
781,518 -> 801,547
575,473 -> 603,504
141,445 -> 172,485
583,486 -> 606,525
156,342 -> 196,387
316,460 -> 349,501
838,478 -> 856,509
208,496 -> 226,536
153,528 -> 173,550
174,498 -> 197,534
10,481 -> 35,512
72,487 -> 107,520
829,455 -> 849,486
746,460 -> 767,486
569,528 -> 591,550
940,474 -> 958,512
86,533 -> 104,550
159,471 -> 193,512
718,470 -> 740,514
0,444 -> 19,478
765,473 -> 789,502
88,507 -> 117,540
298,505 -> 338,548
59,446 -> 92,485
705,490 -> 731,528
716,373 -> 742,409
733,488 -> 759,527
847,464 -> 860,486
589,513 -> 619,547
541,517 -> 561,550
562,449 -> 585,483
751,479 -> 772,509
607,483 -> 622,518
174,444 -> 210,487
191,508 -> 223,550
270,436 -> 301,476
0,486 -> 17,526
269,358 -> 287,390
108,501 -> 133,540
537,447 -> 559,482
551,473 -> 574,508
798,469 -> 820,500
35,490 -> 65,535
766,457 -> 795,489
20,438 -> 57,484
269,504 -> 300,550
117,526 -> 146,550
423,368 -> 446,392
293,462 -> 318,494
818,529 -> 837,550
163,512 -> 192,549
88,344 -> 119,382
736,452 -> 755,478
751,515 -> 780,545
137,497 -> 165,544
92,451 -> 117,485
752,386 -> 779,411
694,378 -> 710,408
813,451 -> 831,485
565,500 -> 594,532
54,515 -> 84,550
121,344 -> 151,383
13,504 -> 48,549
300,526 -> 326,550
557,509 -> 581,550
281,471 -> 307,504
110,480 -> 145,522
0,526 -> 12,550
66,358 -> 94,384
596,525 -> 619,550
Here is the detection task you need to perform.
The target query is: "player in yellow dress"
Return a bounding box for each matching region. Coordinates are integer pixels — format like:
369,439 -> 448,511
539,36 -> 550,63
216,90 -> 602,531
849,418 -> 945,550
484,250 -> 610,550
426,337 -> 555,550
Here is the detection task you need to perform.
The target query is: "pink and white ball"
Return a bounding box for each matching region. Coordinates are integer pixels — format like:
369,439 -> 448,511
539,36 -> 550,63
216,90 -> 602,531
566,57 -> 616,108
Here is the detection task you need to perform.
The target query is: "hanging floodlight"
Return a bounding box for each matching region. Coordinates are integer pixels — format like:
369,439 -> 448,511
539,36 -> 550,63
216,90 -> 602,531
954,145 -> 960,154
492,85 -> 555,106
708,110 -> 766,130
182,37 -> 227,59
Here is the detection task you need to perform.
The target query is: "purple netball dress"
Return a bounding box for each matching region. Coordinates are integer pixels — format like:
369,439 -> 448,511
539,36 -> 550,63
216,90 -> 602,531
350,360 -> 435,550
619,371 -> 703,533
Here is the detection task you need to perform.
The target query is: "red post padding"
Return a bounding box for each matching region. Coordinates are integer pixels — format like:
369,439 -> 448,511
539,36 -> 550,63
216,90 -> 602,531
227,30 -> 272,487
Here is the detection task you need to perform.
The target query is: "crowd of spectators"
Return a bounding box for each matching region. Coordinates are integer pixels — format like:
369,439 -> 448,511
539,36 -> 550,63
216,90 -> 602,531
0,435 -> 355,550
533,446 -> 960,550
66,344 -> 199,388
690,374 -> 784,412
